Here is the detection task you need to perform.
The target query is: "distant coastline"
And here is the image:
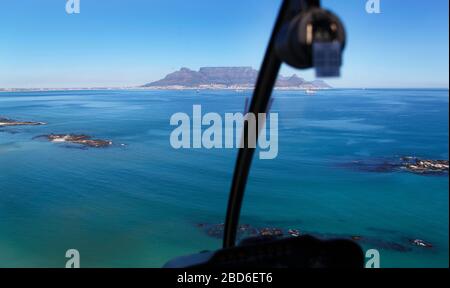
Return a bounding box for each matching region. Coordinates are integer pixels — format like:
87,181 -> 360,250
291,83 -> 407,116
0,86 -> 331,93
0,66 -> 335,93
2,64 -> 449,93
1,87 -> 449,93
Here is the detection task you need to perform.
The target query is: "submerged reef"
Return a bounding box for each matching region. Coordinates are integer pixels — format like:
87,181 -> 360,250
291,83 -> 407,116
195,223 -> 303,241
0,129 -> 19,134
35,134 -> 113,148
196,223 -> 434,252
196,223 -> 259,240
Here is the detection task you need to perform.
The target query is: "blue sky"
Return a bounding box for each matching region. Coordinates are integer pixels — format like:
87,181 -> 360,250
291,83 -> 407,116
0,0 -> 448,88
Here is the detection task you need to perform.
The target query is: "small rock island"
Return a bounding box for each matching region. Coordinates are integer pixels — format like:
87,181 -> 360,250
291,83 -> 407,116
401,157 -> 449,174
343,157 -> 449,175
37,134 -> 113,148
0,117 -> 46,127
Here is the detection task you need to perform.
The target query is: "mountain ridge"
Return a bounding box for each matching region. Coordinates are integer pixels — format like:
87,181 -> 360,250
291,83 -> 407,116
143,67 -> 331,89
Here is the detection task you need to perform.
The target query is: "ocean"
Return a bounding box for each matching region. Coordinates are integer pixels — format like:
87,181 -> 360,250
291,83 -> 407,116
0,89 -> 448,268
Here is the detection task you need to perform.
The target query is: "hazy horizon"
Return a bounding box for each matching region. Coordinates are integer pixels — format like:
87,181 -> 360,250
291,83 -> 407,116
1,65 -> 449,91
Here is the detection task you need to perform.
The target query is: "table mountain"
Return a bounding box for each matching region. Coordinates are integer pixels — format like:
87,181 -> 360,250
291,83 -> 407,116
143,67 -> 331,89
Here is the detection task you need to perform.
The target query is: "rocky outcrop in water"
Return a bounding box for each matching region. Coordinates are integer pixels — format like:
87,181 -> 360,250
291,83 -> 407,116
401,157 -> 449,174
409,239 -> 433,248
36,134 -> 113,148
0,117 -> 46,127
341,157 -> 449,175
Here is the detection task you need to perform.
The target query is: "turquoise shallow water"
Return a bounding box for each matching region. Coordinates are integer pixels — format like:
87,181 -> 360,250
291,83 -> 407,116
0,89 -> 448,268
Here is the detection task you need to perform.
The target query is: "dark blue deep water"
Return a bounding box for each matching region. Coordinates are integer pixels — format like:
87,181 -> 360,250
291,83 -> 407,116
0,89 -> 448,267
